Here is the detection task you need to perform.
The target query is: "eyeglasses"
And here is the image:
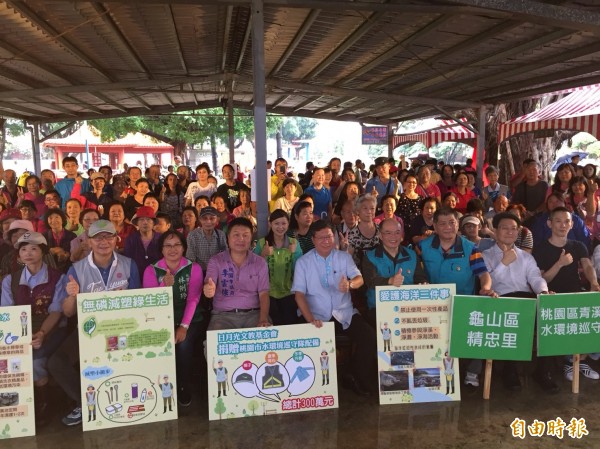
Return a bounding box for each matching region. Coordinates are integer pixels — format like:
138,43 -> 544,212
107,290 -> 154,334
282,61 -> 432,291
313,234 -> 334,241
163,243 -> 183,250
91,234 -> 116,241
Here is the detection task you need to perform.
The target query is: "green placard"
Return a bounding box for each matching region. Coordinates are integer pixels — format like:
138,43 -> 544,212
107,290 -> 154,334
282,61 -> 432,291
537,293 -> 600,356
450,295 -> 536,361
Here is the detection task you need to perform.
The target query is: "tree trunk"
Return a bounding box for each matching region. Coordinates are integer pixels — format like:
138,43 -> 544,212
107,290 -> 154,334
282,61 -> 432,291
210,134 -> 218,174
0,118 -> 6,163
276,130 -> 282,159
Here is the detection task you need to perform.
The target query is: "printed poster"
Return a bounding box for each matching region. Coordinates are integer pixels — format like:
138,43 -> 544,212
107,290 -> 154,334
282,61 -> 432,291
375,284 -> 460,404
450,295 -> 537,361
77,287 -> 177,432
206,322 -> 338,420
0,305 -> 35,439
537,292 -> 600,356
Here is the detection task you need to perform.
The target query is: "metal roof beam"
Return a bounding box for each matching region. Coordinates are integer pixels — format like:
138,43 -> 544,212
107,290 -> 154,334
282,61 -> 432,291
335,14 -> 452,87
0,74 -> 231,101
442,0 -> 600,35
269,9 -> 320,77
302,11 -> 385,80
400,28 -> 575,94
268,78 -> 484,108
364,20 -> 521,90
6,1 -> 114,81
426,41 -> 600,98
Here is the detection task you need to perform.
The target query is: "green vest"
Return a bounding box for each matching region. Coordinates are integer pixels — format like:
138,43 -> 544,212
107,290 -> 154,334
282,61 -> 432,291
256,237 -> 296,299
152,260 -> 203,324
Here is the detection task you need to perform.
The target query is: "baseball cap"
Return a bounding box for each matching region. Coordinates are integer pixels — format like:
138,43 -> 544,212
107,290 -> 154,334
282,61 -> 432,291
200,206 -> 218,218
88,219 -> 117,237
460,215 -> 481,228
14,231 -> 47,249
374,157 -> 389,167
8,220 -> 34,233
90,172 -> 105,181
132,206 -> 157,224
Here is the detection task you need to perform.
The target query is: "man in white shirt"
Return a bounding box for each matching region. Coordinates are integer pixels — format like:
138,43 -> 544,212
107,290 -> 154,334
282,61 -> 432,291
482,212 -> 556,393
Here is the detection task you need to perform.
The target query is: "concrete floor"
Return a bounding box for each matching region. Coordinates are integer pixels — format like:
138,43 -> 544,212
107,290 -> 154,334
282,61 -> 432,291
4,363 -> 599,449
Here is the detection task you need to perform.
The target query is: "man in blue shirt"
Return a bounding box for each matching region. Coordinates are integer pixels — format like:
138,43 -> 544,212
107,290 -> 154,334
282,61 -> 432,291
54,156 -> 91,209
365,157 -> 402,209
292,220 -> 376,395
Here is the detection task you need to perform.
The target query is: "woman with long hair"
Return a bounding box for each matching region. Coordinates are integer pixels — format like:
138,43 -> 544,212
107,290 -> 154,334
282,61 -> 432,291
451,172 -> 475,213
65,198 -> 84,236
70,208 -> 101,262
566,175 -> 596,225
43,208 -> 77,272
254,209 -> 302,325
436,164 -> 455,197
332,181 -> 361,225
160,173 -> 185,228
288,201 -> 314,254
549,163 -> 575,197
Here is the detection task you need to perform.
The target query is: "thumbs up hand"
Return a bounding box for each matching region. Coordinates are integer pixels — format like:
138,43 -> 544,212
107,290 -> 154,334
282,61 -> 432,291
558,249 -> 573,267
371,185 -> 378,198
390,267 -> 405,287
261,241 -> 273,258
338,276 -> 350,293
163,269 -> 175,287
204,277 -> 216,298
66,274 -> 80,297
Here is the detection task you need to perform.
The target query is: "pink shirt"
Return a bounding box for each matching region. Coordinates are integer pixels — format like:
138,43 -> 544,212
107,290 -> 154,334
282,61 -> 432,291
142,257 -> 203,325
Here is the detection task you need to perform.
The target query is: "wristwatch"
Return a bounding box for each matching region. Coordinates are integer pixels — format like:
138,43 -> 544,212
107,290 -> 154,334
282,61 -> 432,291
180,323 -> 189,329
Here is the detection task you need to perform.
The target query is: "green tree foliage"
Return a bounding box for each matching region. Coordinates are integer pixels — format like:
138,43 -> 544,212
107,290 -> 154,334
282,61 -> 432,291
247,399 -> 259,415
214,397 -> 226,419
281,116 -> 317,143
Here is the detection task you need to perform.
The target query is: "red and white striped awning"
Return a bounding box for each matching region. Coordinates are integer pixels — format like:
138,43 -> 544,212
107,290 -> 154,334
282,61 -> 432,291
392,119 -> 476,149
498,84 -> 600,143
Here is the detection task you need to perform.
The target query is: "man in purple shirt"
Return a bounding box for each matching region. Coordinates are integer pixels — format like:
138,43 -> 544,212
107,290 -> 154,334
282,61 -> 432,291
203,217 -> 270,330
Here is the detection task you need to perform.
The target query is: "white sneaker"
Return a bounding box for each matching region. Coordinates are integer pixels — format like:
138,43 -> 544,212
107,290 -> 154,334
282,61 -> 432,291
580,363 -> 600,380
564,364 -> 574,381
464,371 -> 479,387
588,353 -> 600,361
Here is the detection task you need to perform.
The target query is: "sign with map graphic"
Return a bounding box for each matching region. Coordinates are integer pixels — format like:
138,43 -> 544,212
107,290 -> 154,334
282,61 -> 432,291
77,287 -> 177,432
0,306 -> 34,439
375,284 -> 460,405
206,322 -> 338,420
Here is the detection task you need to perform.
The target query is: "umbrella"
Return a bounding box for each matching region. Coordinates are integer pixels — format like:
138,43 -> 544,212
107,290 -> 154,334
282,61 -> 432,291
551,151 -> 588,171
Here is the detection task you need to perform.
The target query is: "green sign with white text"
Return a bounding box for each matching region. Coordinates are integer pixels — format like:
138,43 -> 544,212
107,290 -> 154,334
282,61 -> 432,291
450,295 -> 536,361
537,293 -> 600,356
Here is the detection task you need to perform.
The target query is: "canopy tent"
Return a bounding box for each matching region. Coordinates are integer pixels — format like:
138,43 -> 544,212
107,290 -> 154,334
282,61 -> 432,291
498,84 -> 600,143
392,120 -> 476,149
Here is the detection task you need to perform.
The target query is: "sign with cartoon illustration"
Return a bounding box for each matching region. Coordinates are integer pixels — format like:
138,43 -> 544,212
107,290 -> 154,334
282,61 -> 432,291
375,284 -> 460,404
0,305 -> 35,439
206,322 -> 338,420
77,287 -> 177,431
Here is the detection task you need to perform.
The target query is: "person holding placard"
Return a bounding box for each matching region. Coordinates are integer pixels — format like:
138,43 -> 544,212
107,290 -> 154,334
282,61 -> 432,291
532,206 -> 600,384
482,212 -> 555,392
419,206 -> 496,388
292,220 -> 377,396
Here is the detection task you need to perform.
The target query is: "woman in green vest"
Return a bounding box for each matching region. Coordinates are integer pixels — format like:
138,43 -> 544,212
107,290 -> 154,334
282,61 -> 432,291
142,230 -> 204,407
254,209 -> 302,325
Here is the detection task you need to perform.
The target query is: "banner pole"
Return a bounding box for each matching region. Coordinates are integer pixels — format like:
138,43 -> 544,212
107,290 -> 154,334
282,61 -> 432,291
483,359 -> 493,400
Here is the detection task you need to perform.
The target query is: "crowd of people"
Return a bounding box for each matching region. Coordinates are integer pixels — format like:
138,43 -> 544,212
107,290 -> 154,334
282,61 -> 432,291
1,153 -> 600,428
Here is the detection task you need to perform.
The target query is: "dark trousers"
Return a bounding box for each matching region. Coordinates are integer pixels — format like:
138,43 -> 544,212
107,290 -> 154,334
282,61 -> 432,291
334,314 -> 377,391
269,295 -> 299,326
48,329 -> 81,404
175,319 -> 207,391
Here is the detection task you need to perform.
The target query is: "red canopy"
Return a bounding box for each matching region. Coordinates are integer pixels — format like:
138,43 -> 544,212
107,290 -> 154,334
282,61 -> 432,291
392,119 -> 475,149
498,84 -> 600,143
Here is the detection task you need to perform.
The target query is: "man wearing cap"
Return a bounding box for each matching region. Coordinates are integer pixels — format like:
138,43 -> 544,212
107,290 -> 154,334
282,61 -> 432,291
186,206 -> 227,272
481,212 -> 555,392
123,206 -> 161,282
0,207 -> 22,244
50,219 -> 140,426
365,157 -> 402,209
1,231 -> 68,425
362,218 -> 427,325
